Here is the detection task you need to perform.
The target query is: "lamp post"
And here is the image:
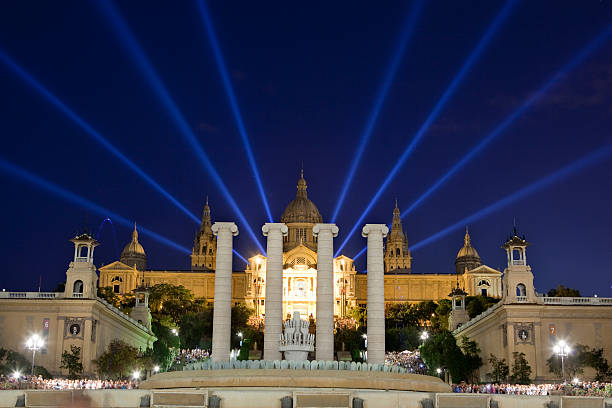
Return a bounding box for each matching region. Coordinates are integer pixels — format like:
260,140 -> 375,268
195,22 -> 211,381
420,331 -> 429,345
553,341 -> 571,384
238,332 -> 243,348
26,334 -> 44,376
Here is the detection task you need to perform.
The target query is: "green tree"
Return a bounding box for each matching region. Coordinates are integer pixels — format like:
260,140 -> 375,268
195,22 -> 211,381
347,305 -> 366,328
60,345 -> 83,379
465,296 -> 500,319
547,285 -> 581,297
432,299 -> 451,332
546,344 -> 590,380
230,304 -> 254,349
97,286 -> 121,308
460,336 -> 483,382
420,331 -> 478,382
588,348 -> 611,381
509,352 -> 532,384
148,284 -> 195,323
150,317 -> 179,371
94,340 -> 141,379
487,354 -> 509,383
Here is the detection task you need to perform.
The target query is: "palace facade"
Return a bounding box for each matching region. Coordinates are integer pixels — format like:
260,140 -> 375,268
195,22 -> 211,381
100,172 -> 502,318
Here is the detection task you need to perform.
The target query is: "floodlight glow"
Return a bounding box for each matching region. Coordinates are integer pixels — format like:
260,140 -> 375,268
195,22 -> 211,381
12,371 -> 20,379
95,0 -> 266,255
0,50 -> 199,225
401,21 -> 612,219
96,217 -> 120,259
0,157 -> 191,255
330,0 -> 425,223
153,365 -> 160,373
132,370 -> 140,380
335,0 -> 517,256
196,0 -> 273,223
409,145 -> 612,251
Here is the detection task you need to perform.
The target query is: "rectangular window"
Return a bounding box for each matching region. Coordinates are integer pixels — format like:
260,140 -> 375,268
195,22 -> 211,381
296,228 -> 307,243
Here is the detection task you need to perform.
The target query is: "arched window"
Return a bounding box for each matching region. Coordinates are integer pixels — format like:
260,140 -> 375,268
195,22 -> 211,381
73,280 -> 84,293
516,283 -> 526,297
79,246 -> 88,258
202,245 -> 207,255
477,279 -> 490,287
395,248 -> 400,257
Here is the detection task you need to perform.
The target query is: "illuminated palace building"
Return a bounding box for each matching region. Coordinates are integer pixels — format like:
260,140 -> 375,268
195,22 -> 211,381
100,172 -> 502,318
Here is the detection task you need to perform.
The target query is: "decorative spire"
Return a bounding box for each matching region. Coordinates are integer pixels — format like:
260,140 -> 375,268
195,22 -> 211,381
132,222 -> 139,242
296,168 -> 307,198
464,226 -> 471,246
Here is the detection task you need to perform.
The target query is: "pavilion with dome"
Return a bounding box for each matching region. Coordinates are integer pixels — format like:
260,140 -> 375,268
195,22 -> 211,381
99,171 -> 502,319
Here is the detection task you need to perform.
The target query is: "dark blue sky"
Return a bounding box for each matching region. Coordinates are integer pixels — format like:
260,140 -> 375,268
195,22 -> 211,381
1,1 -> 611,296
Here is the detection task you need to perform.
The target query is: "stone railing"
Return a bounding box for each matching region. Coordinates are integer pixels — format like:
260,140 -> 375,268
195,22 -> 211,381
183,359 -> 414,374
72,293 -> 84,298
453,302 -> 503,334
97,297 -> 151,334
541,296 -> 612,305
0,291 -> 59,299
516,296 -> 527,302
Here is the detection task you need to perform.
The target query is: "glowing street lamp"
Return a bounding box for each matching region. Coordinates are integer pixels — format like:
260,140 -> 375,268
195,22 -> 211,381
420,331 -> 429,344
132,370 -> 140,380
553,341 -> 571,384
12,371 -> 21,380
153,366 -> 160,374
238,332 -> 243,348
362,334 -> 367,348
26,334 -> 44,375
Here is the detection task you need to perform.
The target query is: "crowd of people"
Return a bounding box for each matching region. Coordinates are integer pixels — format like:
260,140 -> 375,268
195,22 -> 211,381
173,348 -> 210,366
384,350 -> 427,374
452,381 -> 612,397
0,375 -> 139,390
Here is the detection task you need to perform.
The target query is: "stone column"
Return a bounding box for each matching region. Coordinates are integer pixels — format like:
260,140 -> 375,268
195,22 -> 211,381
313,223 -> 339,361
211,222 -> 239,362
362,224 -> 389,364
262,223 -> 288,361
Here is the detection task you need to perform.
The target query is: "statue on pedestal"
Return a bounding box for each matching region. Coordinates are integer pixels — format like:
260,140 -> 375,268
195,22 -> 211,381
279,312 -> 314,361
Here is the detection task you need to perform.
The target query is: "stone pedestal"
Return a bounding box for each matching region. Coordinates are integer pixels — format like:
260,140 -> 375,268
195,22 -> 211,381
362,224 -> 388,364
211,222 -> 239,362
262,223 -> 288,361
313,223 -> 338,361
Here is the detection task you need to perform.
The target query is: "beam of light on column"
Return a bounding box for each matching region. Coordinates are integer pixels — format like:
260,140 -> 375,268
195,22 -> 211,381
401,22 -> 612,219
94,0 -> 266,255
0,157 -> 192,255
330,0 -> 425,223
409,145 -> 612,251
335,0 -> 517,257
0,50 -> 200,225
196,0 -> 272,223
96,217 -> 120,259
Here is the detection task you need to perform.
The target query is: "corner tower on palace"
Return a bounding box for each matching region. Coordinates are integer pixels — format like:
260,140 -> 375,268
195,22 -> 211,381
191,198 -> 217,271
384,201 -> 412,273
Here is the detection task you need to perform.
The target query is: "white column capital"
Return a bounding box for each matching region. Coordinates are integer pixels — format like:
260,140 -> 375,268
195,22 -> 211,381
312,223 -> 339,237
361,224 -> 389,238
262,223 -> 288,237
212,222 -> 239,237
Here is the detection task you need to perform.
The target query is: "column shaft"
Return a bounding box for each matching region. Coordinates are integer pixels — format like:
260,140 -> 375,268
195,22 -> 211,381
211,222 -> 238,362
314,224 -> 339,361
263,223 -> 288,361
362,224 -> 388,364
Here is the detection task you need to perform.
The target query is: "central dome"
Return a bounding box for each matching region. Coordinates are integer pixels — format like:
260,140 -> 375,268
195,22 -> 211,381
280,170 -> 323,224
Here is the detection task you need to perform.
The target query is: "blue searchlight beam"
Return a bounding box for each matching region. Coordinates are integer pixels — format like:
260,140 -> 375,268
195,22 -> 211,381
410,144 -> 612,251
95,0 -> 266,255
0,157 -> 191,255
196,0 -> 273,223
330,0 -> 425,223
0,50 -> 200,225
335,0 -> 517,257
401,21 -> 612,219
96,217 -> 120,259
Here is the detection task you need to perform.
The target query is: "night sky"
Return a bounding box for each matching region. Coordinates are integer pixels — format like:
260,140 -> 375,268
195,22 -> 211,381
1,1 -> 611,297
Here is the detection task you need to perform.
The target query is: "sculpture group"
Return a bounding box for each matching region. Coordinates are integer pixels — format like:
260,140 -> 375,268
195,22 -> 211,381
210,222 -> 388,364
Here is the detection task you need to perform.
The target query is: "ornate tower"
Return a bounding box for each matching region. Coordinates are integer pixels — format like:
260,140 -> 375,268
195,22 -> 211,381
448,284 -> 469,331
280,169 -> 323,252
191,198 -> 217,270
502,227 -> 537,304
120,223 -> 147,270
455,227 -> 482,274
64,231 -> 99,299
384,201 -> 411,272
130,279 -> 152,330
